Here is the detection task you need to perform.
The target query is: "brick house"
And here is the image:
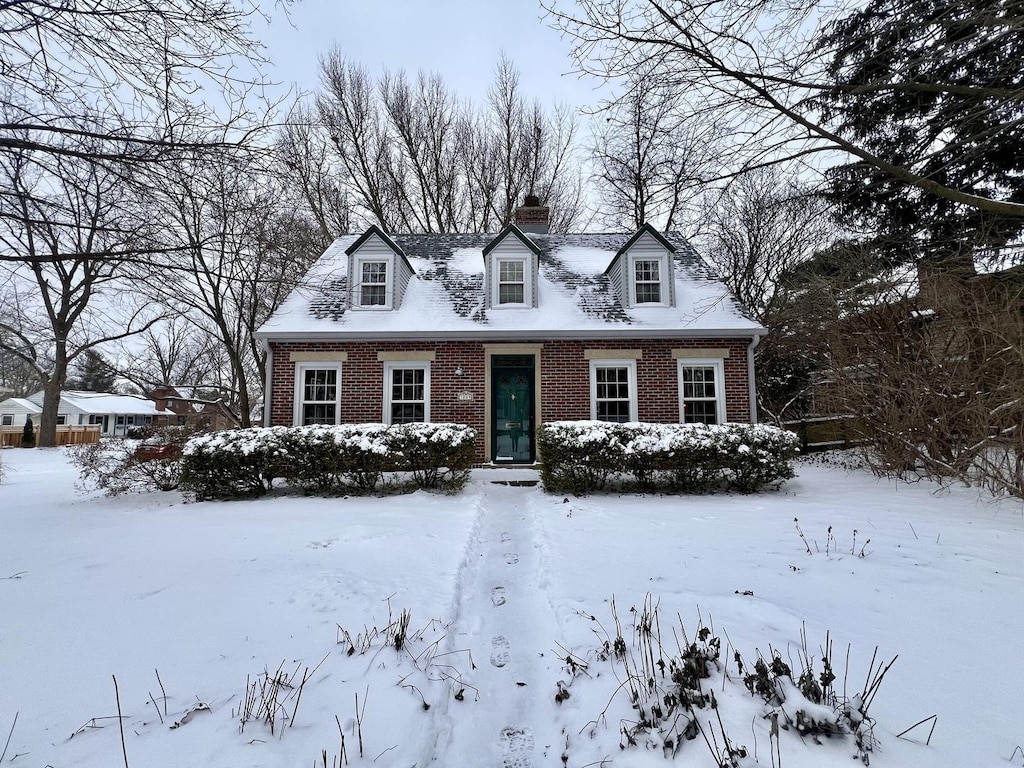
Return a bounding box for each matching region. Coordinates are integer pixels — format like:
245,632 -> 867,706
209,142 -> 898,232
256,200 -> 765,465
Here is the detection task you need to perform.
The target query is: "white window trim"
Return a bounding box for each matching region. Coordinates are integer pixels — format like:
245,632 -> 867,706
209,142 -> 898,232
589,359 -> 638,422
353,256 -> 393,310
1,414 -> 12,426
677,358 -> 726,424
628,252 -> 670,307
491,256 -> 532,308
293,362 -> 343,425
383,361 -> 431,424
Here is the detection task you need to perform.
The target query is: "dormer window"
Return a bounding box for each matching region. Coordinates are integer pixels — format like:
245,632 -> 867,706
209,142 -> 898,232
483,224 -> 541,309
359,260 -> 388,306
607,224 -> 677,309
344,225 -> 415,312
497,259 -> 527,305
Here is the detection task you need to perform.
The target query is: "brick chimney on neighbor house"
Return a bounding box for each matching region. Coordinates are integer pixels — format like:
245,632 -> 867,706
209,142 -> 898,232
514,193 -> 549,234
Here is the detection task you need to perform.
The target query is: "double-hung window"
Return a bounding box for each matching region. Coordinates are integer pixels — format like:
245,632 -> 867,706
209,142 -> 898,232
359,260 -> 388,307
590,360 -> 637,423
634,259 -> 662,303
497,260 -> 526,305
296,364 -> 342,425
491,256 -> 531,307
678,359 -> 725,424
384,362 -> 429,424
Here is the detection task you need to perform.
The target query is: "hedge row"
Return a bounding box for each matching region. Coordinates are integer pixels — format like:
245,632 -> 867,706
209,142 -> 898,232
181,423 -> 476,500
538,421 -> 800,494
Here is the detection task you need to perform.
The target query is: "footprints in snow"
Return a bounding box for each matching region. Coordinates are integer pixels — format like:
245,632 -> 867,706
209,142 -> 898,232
500,726 -> 535,768
490,635 -> 511,667
502,532 -> 520,564
492,531 -> 513,668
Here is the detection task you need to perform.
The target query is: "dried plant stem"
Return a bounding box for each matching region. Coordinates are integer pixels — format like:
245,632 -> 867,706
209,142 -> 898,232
113,675 -> 129,768
1,711 -> 17,764
148,691 -> 164,725
896,714 -> 937,745
155,668 -> 168,716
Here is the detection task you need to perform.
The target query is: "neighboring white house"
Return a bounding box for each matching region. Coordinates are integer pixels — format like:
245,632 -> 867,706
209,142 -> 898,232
8,390 -> 164,436
0,397 -> 42,428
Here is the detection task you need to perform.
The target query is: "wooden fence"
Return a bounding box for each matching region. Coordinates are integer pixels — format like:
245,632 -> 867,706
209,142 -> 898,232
0,425 -> 101,448
780,415 -> 868,452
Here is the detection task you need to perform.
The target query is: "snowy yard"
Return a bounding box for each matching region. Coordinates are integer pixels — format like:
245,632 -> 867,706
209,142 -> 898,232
1,447 -> 1022,768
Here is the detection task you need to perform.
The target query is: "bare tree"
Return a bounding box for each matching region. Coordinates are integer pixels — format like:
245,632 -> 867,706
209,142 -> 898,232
543,0 -> 1024,219
0,0 -> 288,186
698,169 -> 836,422
112,320 -> 226,395
147,149 -> 319,425
316,54 -> 587,233
826,264 -> 1024,497
0,347 -> 41,397
703,170 -> 833,322
278,103 -> 352,243
0,148 -> 161,445
590,66 -> 718,230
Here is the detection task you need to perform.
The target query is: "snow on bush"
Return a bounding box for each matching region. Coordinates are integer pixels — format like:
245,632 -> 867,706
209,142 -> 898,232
181,423 -> 476,501
538,421 -> 799,494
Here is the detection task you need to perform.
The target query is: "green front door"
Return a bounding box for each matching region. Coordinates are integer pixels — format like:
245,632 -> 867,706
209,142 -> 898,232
491,355 -> 535,463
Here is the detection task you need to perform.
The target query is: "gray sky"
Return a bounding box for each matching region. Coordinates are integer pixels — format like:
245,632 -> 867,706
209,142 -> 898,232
261,0 -> 604,109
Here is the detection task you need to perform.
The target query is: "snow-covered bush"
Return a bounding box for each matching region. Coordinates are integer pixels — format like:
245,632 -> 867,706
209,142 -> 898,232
181,423 -> 476,501
181,426 -> 289,500
70,426 -> 200,495
538,421 -> 799,494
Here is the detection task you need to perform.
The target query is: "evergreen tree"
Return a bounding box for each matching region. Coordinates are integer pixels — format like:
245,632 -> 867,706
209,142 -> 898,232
820,0 -> 1024,266
68,351 -> 117,392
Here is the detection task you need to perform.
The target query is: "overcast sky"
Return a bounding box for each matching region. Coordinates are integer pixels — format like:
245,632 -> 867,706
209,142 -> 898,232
260,0 -> 605,109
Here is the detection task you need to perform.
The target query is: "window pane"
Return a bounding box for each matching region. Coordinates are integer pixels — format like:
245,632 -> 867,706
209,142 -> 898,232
303,403 -> 336,425
391,403 -> 425,424
684,401 -> 717,424
361,284 -> 387,306
499,261 -> 524,282
304,369 -> 336,401
597,400 -> 631,423
635,260 -> 660,281
362,262 -> 387,283
499,283 -> 525,304
635,283 -> 661,303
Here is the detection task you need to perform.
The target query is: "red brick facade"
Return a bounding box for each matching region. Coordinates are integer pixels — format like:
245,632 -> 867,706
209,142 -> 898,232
269,337 -> 754,463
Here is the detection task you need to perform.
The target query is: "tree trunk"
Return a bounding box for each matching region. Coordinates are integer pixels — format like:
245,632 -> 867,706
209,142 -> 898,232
37,365 -> 66,448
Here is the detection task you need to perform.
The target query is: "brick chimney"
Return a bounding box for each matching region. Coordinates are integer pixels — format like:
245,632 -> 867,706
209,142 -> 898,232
513,193 -> 549,234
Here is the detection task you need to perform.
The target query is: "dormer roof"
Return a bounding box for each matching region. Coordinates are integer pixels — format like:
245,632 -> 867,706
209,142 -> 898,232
607,222 -> 677,272
344,224 -> 416,274
482,223 -> 542,257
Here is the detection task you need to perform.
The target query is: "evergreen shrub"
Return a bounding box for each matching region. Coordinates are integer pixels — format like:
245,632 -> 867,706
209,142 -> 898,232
181,423 -> 476,501
538,421 -> 799,495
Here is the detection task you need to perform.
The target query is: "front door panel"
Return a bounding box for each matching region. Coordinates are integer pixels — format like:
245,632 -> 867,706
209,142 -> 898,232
491,355 -> 535,463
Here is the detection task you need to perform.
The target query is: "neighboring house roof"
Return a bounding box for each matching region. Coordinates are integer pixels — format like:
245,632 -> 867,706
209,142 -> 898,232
0,398 -> 43,414
26,390 -> 162,416
257,231 -> 763,340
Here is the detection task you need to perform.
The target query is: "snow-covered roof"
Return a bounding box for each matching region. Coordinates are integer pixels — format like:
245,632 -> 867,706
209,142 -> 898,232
26,391 -> 162,416
0,397 -> 42,414
257,231 -> 764,340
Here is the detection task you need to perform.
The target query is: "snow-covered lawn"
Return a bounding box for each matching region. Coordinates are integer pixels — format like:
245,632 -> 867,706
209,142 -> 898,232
0,447 -> 1021,768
